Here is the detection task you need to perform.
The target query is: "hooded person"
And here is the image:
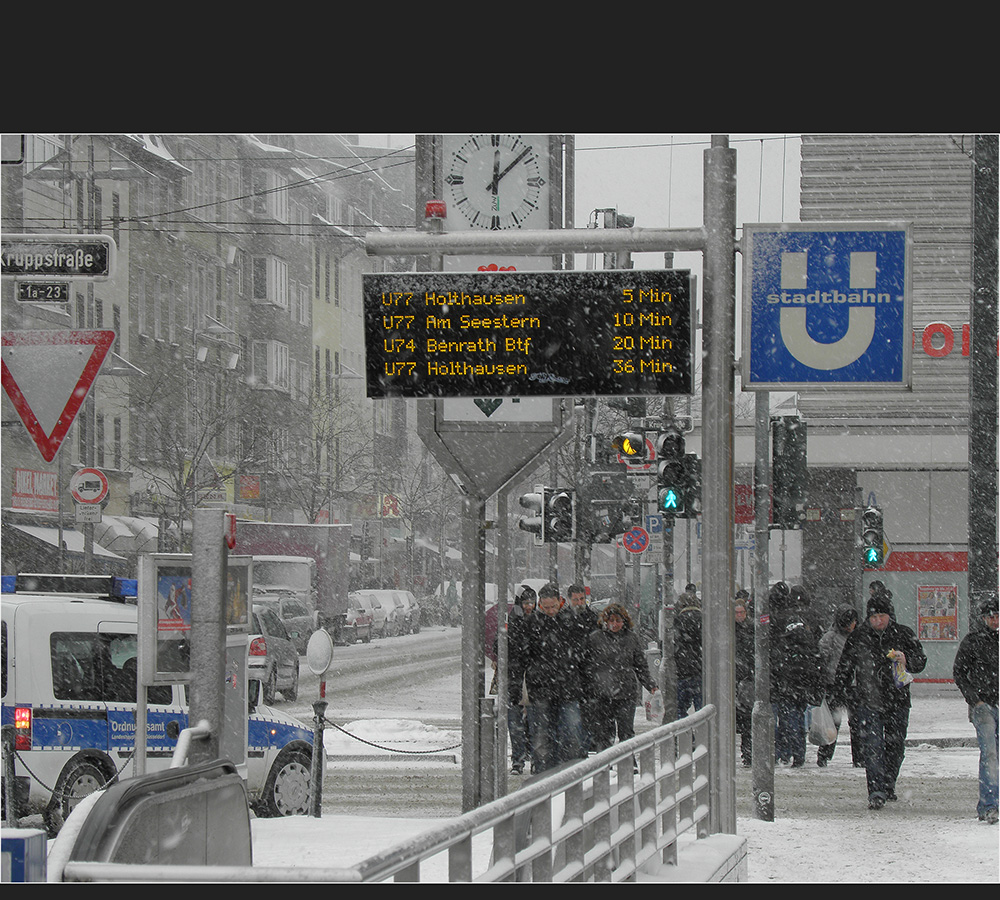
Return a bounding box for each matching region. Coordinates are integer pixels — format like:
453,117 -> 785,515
673,586 -> 703,718
953,595 -> 999,822
831,587 -> 927,809
816,605 -> 862,767
769,583 -> 823,767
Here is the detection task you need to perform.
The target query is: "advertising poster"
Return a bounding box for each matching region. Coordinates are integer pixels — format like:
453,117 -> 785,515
917,584 -> 959,641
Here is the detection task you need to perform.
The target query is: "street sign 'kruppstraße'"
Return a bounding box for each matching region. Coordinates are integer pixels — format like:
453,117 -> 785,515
1,234 -> 116,280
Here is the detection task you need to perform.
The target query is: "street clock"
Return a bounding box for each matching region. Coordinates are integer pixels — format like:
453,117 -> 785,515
442,134 -> 551,232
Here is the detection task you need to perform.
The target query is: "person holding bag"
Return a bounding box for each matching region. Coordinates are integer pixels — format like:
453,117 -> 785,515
816,605 -> 862,767
831,589 -> 926,810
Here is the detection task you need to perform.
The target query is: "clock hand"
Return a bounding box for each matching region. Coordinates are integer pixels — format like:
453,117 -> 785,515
487,150 -> 501,195
485,145 -> 532,191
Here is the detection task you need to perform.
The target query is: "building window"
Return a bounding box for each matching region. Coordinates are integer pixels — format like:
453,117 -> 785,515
252,340 -> 289,391
252,256 -> 288,309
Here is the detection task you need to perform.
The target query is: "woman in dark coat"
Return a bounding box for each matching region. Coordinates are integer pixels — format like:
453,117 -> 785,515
584,603 -> 657,751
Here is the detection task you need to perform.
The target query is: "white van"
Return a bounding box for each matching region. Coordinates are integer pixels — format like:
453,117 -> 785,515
1,574 -> 321,835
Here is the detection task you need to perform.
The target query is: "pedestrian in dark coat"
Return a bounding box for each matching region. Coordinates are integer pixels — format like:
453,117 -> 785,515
831,589 -> 927,809
953,595 -> 999,822
504,586 -> 536,775
673,585 -> 702,718
817,604 -> 862,767
523,583 -> 587,772
585,603 -> 656,751
770,583 -> 823,767
734,591 -> 755,766
565,583 -> 600,752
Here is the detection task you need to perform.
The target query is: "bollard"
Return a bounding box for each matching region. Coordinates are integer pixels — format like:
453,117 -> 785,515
310,700 -> 327,817
2,725 -> 19,828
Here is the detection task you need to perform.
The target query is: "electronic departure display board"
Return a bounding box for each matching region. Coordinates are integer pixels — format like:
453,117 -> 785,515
362,270 -> 694,399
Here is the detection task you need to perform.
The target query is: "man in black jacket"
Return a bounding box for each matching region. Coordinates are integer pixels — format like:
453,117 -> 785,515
831,589 -> 927,809
953,595 -> 999,823
524,583 -> 587,772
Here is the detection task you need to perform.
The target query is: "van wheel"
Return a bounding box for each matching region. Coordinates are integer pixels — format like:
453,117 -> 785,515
362,627 -> 371,643
259,749 -> 312,817
45,758 -> 108,836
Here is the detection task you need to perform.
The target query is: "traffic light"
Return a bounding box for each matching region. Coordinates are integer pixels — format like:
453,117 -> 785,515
772,416 -> 808,528
544,488 -> 576,543
612,430 -> 646,461
861,505 -> 884,567
655,430 -> 686,517
683,454 -> 702,516
607,396 -> 646,418
518,487 -> 546,544
581,469 -> 631,543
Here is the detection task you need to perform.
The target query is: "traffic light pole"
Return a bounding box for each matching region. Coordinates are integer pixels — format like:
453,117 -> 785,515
752,392 -> 775,820
701,138 -> 738,834
370,136 -> 740,833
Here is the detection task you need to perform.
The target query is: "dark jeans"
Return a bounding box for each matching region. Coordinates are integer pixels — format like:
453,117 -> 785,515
508,701 -> 533,766
736,704 -> 752,764
590,695 -> 638,752
773,699 -> 806,764
856,704 -> 910,801
677,677 -> 702,719
530,698 -> 584,773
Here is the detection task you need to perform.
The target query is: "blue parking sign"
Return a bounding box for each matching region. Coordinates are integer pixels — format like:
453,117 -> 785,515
742,223 -> 912,389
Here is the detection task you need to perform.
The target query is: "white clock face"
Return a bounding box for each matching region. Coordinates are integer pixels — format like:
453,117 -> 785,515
444,134 -> 550,231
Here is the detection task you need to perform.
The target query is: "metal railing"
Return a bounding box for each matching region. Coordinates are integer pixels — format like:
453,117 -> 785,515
61,704 -> 715,883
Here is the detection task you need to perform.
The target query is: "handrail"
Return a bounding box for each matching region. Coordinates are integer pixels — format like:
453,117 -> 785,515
62,705 -> 716,883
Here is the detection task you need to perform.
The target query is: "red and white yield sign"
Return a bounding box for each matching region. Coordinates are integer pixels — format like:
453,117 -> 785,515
1,330 -> 116,462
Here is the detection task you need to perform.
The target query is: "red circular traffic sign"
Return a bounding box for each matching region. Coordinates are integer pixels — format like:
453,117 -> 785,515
69,467 -> 109,504
623,526 -> 650,554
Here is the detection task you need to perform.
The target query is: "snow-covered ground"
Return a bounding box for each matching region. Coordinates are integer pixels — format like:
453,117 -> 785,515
247,686 -> 999,883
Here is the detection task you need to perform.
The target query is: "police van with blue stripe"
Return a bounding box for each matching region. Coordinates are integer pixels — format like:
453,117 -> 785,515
1,574 -> 321,835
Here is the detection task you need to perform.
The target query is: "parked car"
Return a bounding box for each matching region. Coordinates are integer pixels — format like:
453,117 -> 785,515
351,591 -> 388,638
253,592 -> 315,654
344,593 -> 373,643
354,590 -> 404,638
394,590 -> 421,633
249,607 -> 300,703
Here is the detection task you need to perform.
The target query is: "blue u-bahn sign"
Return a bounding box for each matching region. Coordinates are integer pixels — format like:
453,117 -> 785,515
742,223 -> 912,390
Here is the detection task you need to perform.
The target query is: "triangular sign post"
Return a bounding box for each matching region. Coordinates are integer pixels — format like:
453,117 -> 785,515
1,329 -> 116,462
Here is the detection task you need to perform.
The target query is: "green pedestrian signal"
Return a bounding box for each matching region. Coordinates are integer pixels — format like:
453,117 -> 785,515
861,505 -> 884,568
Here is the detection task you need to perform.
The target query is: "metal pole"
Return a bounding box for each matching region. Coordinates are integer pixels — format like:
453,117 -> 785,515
496,489 -> 510,797
660,519 -> 676,724
188,507 -> 227,765
461,495 -> 488,811
968,134 -> 999,624
751,391 -> 775,820
310,700 -> 327,817
701,135 -> 738,835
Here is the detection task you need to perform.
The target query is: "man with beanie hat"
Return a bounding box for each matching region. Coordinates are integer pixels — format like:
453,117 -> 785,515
831,587 -> 926,809
953,595 -> 999,823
